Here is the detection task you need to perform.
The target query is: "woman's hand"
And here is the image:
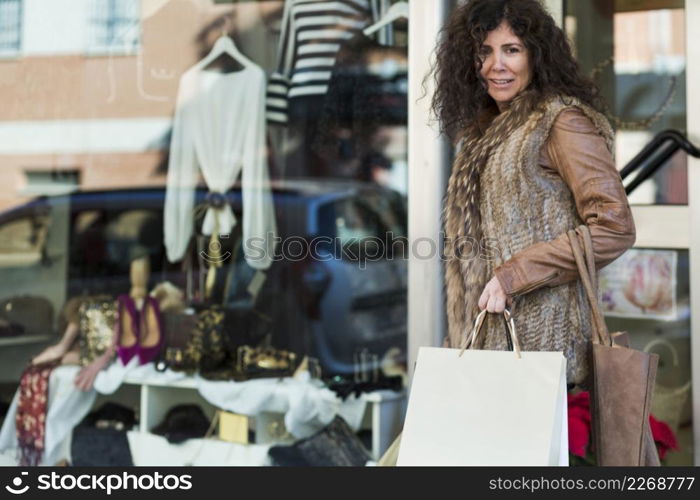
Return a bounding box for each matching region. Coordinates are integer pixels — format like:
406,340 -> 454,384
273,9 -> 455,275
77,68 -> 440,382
478,276 -> 509,313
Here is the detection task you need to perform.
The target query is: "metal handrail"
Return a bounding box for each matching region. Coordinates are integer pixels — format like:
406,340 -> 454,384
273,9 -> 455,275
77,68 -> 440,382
620,129 -> 700,195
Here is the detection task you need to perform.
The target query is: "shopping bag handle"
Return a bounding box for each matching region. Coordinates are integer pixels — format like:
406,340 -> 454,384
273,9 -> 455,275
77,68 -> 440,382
458,308 -> 521,358
567,226 -> 613,347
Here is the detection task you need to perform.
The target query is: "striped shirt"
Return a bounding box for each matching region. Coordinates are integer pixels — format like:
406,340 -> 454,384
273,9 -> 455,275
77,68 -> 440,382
266,0 -> 379,125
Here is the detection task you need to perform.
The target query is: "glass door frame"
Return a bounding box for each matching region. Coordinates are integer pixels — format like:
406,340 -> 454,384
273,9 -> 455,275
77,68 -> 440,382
686,0 -> 700,466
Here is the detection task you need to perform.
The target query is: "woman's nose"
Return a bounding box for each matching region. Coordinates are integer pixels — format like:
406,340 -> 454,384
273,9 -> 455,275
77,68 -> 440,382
491,53 -> 506,71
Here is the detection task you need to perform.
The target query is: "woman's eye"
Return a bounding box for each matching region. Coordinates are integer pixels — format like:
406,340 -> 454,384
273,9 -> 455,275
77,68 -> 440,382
506,47 -> 521,54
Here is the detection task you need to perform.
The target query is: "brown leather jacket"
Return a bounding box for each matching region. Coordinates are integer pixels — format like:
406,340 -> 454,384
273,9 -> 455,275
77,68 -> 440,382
493,108 -> 636,296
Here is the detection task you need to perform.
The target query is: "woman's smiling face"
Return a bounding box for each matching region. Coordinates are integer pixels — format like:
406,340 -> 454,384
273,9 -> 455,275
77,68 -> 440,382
478,21 -> 532,111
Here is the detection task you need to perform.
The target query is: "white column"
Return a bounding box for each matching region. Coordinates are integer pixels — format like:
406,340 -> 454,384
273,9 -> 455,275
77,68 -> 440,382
685,0 -> 700,465
407,0 -> 451,383
543,0 -> 564,28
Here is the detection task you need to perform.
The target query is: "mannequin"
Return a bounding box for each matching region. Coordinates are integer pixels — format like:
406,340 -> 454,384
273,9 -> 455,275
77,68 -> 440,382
75,256 -> 151,390
31,256 -> 162,390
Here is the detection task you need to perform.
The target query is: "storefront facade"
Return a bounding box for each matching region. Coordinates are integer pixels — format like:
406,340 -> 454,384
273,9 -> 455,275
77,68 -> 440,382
408,0 -> 698,465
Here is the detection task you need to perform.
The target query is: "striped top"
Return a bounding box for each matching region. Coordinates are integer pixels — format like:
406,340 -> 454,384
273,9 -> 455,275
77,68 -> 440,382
266,0 -> 378,125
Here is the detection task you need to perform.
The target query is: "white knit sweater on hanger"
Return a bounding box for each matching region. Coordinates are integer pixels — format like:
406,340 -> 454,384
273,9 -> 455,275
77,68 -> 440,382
164,64 -> 277,270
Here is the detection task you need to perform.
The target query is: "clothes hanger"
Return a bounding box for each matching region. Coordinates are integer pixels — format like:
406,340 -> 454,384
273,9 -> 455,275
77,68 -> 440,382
363,1 -> 409,36
194,16 -> 255,71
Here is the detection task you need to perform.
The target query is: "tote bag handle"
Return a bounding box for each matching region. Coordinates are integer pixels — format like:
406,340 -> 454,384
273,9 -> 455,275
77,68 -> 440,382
459,308 -> 521,358
567,226 -> 613,347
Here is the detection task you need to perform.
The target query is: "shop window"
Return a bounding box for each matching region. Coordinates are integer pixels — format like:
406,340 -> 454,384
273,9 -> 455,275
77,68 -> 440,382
0,1 -> 411,460
0,0 -> 21,53
87,0 -> 140,53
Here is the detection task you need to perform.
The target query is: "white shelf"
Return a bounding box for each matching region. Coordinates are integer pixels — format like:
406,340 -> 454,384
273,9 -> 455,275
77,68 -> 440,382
0,334 -> 51,347
118,372 -> 405,460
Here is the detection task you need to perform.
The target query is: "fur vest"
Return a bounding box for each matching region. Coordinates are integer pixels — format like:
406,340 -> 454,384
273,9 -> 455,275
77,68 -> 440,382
443,93 -> 614,384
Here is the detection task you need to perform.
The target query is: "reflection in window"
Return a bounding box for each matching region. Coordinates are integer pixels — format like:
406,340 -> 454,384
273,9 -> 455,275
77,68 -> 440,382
335,199 -> 382,247
23,169 -> 80,196
0,216 -> 50,267
87,0 -> 140,51
565,2 -> 687,205
613,8 -> 686,205
0,0 -> 21,52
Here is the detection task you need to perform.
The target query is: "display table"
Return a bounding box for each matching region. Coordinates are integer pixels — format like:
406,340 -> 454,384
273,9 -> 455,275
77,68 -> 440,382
0,361 -> 405,465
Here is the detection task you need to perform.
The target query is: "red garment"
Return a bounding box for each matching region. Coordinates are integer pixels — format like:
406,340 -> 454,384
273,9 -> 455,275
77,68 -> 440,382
16,361 -> 59,466
567,391 -> 591,458
649,415 -> 679,460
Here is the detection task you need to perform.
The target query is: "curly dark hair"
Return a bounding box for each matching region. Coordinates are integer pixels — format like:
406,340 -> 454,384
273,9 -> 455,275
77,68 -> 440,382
431,0 -> 604,140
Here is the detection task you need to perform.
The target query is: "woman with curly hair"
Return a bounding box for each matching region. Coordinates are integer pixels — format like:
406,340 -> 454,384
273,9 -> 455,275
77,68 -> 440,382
437,0 -> 635,385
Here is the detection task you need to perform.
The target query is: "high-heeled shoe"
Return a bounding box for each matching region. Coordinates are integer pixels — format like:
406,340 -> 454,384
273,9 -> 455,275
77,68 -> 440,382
137,296 -> 164,365
115,295 -> 140,365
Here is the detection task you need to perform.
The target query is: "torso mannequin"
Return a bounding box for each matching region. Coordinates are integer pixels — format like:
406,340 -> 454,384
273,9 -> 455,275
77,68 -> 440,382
33,256 -> 157,390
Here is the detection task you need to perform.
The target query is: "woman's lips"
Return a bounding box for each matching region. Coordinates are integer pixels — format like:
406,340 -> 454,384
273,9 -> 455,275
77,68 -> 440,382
489,78 -> 515,89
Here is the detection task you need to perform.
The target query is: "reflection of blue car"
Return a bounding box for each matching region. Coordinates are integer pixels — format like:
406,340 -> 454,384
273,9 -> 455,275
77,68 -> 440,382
0,180 -> 407,377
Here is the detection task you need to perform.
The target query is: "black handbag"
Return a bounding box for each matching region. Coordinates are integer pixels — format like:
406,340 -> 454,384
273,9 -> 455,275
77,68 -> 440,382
268,416 -> 371,467
71,402 -> 136,466
71,427 -> 133,466
158,306 -> 226,373
151,404 -> 211,444
0,295 -> 54,337
159,310 -> 200,372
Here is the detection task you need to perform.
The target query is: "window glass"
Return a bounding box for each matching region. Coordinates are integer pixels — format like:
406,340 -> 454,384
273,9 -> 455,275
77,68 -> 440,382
568,0 -> 693,465
565,0 -> 687,205
0,0 -> 409,462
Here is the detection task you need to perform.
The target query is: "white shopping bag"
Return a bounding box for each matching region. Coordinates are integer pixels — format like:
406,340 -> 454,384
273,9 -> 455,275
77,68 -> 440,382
397,310 -> 568,466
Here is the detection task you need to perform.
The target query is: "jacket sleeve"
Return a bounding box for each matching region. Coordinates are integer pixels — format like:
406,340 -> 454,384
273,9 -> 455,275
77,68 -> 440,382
493,108 -> 636,297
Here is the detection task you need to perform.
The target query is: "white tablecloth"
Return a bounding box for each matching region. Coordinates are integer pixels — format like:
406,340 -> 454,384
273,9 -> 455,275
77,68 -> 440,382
0,360 -> 365,465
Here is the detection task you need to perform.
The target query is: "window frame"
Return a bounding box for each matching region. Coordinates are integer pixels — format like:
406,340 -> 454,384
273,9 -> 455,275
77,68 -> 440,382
86,0 -> 141,56
0,0 -> 22,57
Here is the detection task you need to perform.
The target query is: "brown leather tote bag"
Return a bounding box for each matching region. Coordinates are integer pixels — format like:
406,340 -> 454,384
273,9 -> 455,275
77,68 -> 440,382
568,225 -> 660,466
